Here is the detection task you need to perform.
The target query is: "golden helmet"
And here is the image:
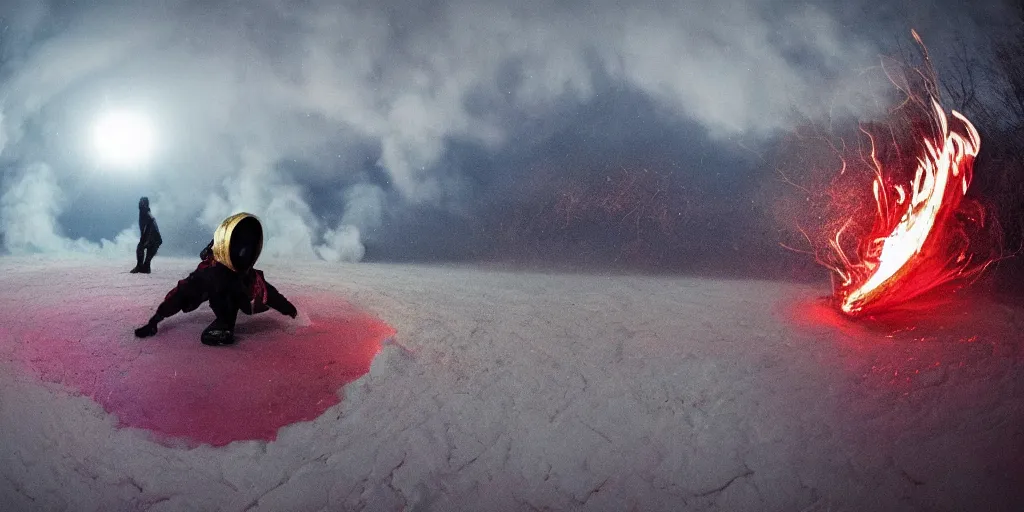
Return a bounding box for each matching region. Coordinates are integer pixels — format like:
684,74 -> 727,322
212,212 -> 264,272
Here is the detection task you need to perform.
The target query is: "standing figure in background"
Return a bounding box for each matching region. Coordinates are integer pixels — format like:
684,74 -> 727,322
131,196 -> 162,274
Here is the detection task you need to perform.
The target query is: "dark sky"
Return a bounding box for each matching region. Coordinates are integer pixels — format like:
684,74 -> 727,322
0,0 -> 1015,271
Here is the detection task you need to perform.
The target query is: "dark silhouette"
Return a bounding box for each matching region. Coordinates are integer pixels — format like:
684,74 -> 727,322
130,197 -> 162,274
133,213 -> 297,346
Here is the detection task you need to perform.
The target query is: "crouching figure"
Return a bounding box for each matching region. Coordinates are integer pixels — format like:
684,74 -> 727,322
134,213 -> 298,346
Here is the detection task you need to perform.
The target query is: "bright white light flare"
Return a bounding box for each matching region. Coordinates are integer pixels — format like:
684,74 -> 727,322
92,110 -> 157,169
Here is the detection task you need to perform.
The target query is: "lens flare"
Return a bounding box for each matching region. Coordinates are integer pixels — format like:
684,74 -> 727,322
92,109 -> 157,169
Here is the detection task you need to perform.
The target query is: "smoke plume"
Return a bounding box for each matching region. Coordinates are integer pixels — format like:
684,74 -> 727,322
0,0 -> 998,264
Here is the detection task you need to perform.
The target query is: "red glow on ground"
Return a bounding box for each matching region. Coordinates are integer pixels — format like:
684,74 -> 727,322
783,289 -> 1010,392
786,284 -> 979,341
8,293 -> 395,447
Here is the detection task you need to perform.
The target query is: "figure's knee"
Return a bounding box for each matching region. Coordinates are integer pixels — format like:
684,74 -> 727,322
209,297 -> 239,321
215,308 -> 239,328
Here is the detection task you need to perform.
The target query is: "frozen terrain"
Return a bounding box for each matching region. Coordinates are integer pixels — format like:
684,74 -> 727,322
0,255 -> 1022,511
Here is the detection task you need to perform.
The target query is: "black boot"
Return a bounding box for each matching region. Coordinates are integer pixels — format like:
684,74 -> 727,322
201,319 -> 235,346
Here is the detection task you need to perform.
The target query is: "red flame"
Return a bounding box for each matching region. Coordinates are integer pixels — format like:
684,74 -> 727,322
829,98 -> 985,315
778,32 -> 1004,317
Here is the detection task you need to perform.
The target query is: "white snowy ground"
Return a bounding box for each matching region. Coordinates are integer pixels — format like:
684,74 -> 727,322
1,255 -> 1022,512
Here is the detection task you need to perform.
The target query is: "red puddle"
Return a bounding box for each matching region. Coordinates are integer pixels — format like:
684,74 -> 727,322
8,292 -> 395,447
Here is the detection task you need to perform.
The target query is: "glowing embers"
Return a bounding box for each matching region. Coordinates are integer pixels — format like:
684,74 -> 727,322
829,99 -> 986,315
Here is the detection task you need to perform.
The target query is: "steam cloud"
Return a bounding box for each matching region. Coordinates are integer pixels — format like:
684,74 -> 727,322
0,0 -> 915,262
0,162 -> 136,254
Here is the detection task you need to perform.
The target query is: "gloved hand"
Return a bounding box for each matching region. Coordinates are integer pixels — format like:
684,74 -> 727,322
134,314 -> 163,338
135,323 -> 158,338
277,300 -> 298,318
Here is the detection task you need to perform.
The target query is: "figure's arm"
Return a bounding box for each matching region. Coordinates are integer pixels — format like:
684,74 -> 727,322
135,268 -> 211,337
139,214 -> 153,239
264,281 -> 298,318
150,218 -> 161,239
